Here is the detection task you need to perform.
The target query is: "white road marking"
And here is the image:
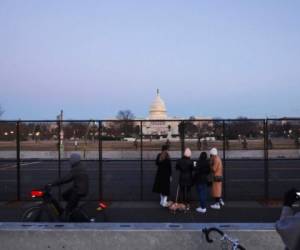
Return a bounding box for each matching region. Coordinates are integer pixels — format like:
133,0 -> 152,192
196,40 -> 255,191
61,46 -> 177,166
0,162 -> 41,170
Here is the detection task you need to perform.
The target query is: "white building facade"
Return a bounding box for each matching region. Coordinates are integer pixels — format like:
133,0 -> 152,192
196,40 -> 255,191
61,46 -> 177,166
142,89 -> 181,139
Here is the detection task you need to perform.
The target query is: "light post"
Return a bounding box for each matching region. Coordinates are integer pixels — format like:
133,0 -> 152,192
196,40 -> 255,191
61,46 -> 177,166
35,131 -> 40,143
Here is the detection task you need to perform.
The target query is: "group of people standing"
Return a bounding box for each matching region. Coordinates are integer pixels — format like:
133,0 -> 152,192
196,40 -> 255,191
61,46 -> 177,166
152,145 -> 224,213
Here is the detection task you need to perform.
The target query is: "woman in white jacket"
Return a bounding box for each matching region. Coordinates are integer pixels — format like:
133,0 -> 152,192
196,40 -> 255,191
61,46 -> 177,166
276,189 -> 300,250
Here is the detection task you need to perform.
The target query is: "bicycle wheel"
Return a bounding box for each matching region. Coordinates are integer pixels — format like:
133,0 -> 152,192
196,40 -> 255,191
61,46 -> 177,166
21,206 -> 43,222
21,206 -> 55,222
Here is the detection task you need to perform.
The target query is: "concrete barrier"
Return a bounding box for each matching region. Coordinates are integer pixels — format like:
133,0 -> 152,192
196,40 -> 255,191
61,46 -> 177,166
65,148 -> 300,160
0,223 -> 284,250
1,149 -> 300,160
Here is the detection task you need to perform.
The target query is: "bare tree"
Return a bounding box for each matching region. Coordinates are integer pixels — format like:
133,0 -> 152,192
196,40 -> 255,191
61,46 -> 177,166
226,117 -> 261,139
184,117 -> 198,137
63,122 -> 87,139
116,110 -> 136,137
116,110 -> 135,120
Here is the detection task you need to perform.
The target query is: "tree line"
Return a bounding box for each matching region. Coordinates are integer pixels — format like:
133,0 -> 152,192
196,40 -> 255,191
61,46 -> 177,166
1,108 -> 300,141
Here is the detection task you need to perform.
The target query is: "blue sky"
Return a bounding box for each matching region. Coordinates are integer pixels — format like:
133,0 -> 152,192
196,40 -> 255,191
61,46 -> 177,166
0,0 -> 300,119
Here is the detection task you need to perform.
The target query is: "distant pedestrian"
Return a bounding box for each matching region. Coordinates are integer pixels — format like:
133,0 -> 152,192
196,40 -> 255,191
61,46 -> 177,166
74,140 -> 78,151
133,138 -> 138,150
176,148 -> 194,210
194,152 -> 211,214
268,135 -> 273,149
242,137 -> 248,149
152,145 -> 172,207
197,137 -> 202,150
209,148 -> 225,210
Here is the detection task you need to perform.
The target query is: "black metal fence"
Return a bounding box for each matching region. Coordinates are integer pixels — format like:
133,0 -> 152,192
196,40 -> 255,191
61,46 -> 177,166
0,118 -> 300,202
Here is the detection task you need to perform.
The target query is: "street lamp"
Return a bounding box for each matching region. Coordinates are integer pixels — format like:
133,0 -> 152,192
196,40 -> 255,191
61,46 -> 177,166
288,129 -> 293,138
35,131 -> 40,143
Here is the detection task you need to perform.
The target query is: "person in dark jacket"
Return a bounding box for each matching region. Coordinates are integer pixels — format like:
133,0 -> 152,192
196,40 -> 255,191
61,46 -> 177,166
152,145 -> 172,207
51,153 -> 89,220
194,152 -> 210,214
176,148 -> 193,210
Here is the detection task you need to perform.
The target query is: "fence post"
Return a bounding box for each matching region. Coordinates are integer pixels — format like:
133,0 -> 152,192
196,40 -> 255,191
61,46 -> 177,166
16,121 -> 21,201
180,121 -> 185,157
222,120 -> 226,200
98,121 -> 103,201
140,121 -> 143,201
58,120 -> 61,200
264,119 -> 269,200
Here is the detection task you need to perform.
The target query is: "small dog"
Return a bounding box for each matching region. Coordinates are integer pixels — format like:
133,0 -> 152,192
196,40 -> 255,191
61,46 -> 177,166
168,202 -> 186,211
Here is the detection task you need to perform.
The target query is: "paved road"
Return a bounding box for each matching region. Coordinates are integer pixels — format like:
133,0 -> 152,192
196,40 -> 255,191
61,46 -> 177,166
0,159 -> 300,202
0,201 -> 294,223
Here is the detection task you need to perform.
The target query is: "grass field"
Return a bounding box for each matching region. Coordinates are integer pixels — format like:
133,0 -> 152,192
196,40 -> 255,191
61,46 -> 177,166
0,138 -> 298,151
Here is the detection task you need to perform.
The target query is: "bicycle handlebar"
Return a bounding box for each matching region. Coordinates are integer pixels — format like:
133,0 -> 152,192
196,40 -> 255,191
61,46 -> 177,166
203,227 -> 224,242
202,227 -> 246,250
236,244 -> 246,250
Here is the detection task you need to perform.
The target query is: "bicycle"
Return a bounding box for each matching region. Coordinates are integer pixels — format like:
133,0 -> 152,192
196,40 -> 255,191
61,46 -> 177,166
202,227 -> 246,250
21,185 -> 93,222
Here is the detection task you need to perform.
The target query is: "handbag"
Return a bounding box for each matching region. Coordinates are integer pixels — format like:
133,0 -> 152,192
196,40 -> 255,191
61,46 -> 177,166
213,176 -> 223,182
207,172 -> 214,184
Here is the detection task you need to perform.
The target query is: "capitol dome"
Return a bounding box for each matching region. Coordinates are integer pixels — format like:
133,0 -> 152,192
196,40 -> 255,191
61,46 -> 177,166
149,89 -> 167,120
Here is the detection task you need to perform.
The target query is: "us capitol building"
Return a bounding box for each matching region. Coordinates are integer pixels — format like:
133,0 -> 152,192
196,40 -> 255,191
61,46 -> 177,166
139,89 -> 211,139
103,89 -> 212,139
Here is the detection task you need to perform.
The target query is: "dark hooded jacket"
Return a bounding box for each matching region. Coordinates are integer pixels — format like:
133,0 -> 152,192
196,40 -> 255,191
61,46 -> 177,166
152,152 -> 172,196
52,154 -> 89,196
176,157 -> 193,186
193,159 -> 210,185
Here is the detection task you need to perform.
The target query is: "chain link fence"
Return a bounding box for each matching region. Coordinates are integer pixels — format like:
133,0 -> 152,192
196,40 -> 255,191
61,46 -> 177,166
0,119 -> 300,201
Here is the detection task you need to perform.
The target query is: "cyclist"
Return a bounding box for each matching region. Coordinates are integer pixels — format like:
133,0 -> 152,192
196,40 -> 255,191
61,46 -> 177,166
50,153 -> 89,221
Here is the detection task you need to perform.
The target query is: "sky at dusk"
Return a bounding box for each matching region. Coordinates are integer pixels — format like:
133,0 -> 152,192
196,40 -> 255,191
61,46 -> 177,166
0,0 -> 300,120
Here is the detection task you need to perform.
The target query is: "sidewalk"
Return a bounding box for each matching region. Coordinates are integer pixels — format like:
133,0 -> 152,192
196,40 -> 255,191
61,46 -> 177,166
0,201 -> 290,223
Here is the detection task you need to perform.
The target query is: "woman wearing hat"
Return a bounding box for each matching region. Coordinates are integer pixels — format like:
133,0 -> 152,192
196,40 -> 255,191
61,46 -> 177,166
176,148 -> 194,210
209,148 -> 225,209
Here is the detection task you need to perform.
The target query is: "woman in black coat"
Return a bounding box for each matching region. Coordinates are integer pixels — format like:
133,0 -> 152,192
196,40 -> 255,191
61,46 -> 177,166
194,152 -> 210,213
152,145 -> 172,207
176,148 -> 193,209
